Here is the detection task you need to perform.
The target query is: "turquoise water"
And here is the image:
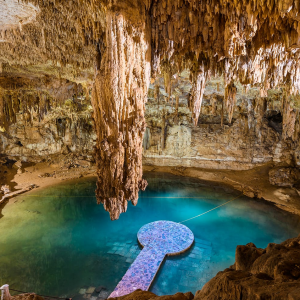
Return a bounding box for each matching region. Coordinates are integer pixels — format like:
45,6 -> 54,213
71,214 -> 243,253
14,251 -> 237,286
0,172 -> 300,298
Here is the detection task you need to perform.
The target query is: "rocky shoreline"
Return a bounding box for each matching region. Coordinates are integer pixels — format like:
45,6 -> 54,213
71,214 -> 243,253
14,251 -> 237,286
144,164 -> 300,216
1,159 -> 300,218
0,156 -> 96,217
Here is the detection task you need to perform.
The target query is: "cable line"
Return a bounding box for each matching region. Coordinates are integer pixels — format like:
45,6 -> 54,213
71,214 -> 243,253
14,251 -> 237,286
179,193 -> 243,224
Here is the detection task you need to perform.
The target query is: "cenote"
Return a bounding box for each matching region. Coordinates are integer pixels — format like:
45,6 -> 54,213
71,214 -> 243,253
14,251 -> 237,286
1,172 -> 300,298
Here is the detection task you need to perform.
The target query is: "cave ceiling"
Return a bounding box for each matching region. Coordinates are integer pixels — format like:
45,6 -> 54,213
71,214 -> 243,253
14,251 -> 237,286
1,0 -> 300,219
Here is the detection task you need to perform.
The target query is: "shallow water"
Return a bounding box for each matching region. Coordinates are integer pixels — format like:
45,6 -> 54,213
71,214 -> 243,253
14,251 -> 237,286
0,172 -> 299,298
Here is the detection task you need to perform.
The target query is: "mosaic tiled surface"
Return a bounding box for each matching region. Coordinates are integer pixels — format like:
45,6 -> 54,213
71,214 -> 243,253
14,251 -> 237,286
151,237 -> 213,295
109,221 -> 194,298
74,237 -> 212,300
74,240 -> 140,300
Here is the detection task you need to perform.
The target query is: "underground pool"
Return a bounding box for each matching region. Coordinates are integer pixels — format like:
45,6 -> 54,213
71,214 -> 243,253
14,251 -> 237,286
0,172 -> 300,298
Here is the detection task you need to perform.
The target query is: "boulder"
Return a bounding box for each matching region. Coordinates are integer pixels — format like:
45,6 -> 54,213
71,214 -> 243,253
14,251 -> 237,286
235,243 -> 264,271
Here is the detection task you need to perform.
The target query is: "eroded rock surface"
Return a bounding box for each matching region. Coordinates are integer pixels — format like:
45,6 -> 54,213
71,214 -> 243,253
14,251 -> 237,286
194,235 -> 300,300
0,0 -> 39,31
2,0 -> 300,218
144,73 -> 300,170
91,2 -> 151,220
0,76 -> 95,161
269,167 -> 300,187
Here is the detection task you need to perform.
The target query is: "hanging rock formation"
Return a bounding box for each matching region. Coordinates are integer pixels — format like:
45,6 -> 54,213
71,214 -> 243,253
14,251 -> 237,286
190,65 -> 207,126
91,2 -> 151,220
2,0 -> 300,218
0,0 -> 39,31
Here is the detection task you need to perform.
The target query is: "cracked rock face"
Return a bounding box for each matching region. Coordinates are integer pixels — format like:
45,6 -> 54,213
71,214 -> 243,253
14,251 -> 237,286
1,0 -> 300,218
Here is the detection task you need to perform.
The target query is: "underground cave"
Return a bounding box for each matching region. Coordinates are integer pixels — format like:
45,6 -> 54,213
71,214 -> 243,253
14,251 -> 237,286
1,0 -> 300,299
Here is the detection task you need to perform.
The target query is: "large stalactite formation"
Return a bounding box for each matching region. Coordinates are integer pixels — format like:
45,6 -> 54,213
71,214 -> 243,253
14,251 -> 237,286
91,2 -> 151,220
2,0 -> 300,218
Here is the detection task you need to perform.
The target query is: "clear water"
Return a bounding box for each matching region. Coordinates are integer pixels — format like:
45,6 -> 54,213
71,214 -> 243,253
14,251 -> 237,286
0,172 -> 300,298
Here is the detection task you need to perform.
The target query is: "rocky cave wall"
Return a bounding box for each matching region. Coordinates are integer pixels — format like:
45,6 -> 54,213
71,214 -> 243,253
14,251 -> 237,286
1,1 -> 300,297
144,72 -> 300,170
1,73 -> 300,172
2,0 -> 300,218
0,76 -> 95,162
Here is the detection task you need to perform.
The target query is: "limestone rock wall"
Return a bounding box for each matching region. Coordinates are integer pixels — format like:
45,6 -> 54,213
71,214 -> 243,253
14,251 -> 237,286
0,110 -> 95,162
0,77 -> 95,162
3,0 -> 300,218
1,72 -> 300,172
143,74 -> 300,170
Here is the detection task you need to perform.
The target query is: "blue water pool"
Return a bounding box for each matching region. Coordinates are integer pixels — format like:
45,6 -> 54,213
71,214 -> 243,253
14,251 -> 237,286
0,172 -> 299,298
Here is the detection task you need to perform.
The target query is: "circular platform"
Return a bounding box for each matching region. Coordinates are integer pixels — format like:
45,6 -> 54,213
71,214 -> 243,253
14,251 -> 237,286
137,220 -> 194,255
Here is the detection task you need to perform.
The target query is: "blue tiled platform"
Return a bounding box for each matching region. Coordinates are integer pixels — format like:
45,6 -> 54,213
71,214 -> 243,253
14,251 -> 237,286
109,221 -> 194,298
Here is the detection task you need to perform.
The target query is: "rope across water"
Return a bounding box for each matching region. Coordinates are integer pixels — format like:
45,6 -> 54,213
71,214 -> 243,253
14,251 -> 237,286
7,193 -> 244,298
179,193 -> 244,224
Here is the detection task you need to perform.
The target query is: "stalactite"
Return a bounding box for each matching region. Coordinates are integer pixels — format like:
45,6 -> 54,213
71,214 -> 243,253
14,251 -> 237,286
164,70 -> 172,101
160,111 -> 166,150
154,84 -> 160,104
190,66 -> 207,126
0,76 -> 85,135
225,82 -> 237,124
3,0 -> 300,219
149,0 -> 300,99
91,6 -> 151,220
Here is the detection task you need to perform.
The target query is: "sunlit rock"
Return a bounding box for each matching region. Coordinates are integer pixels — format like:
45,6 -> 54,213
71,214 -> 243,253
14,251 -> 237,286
0,0 -> 38,31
